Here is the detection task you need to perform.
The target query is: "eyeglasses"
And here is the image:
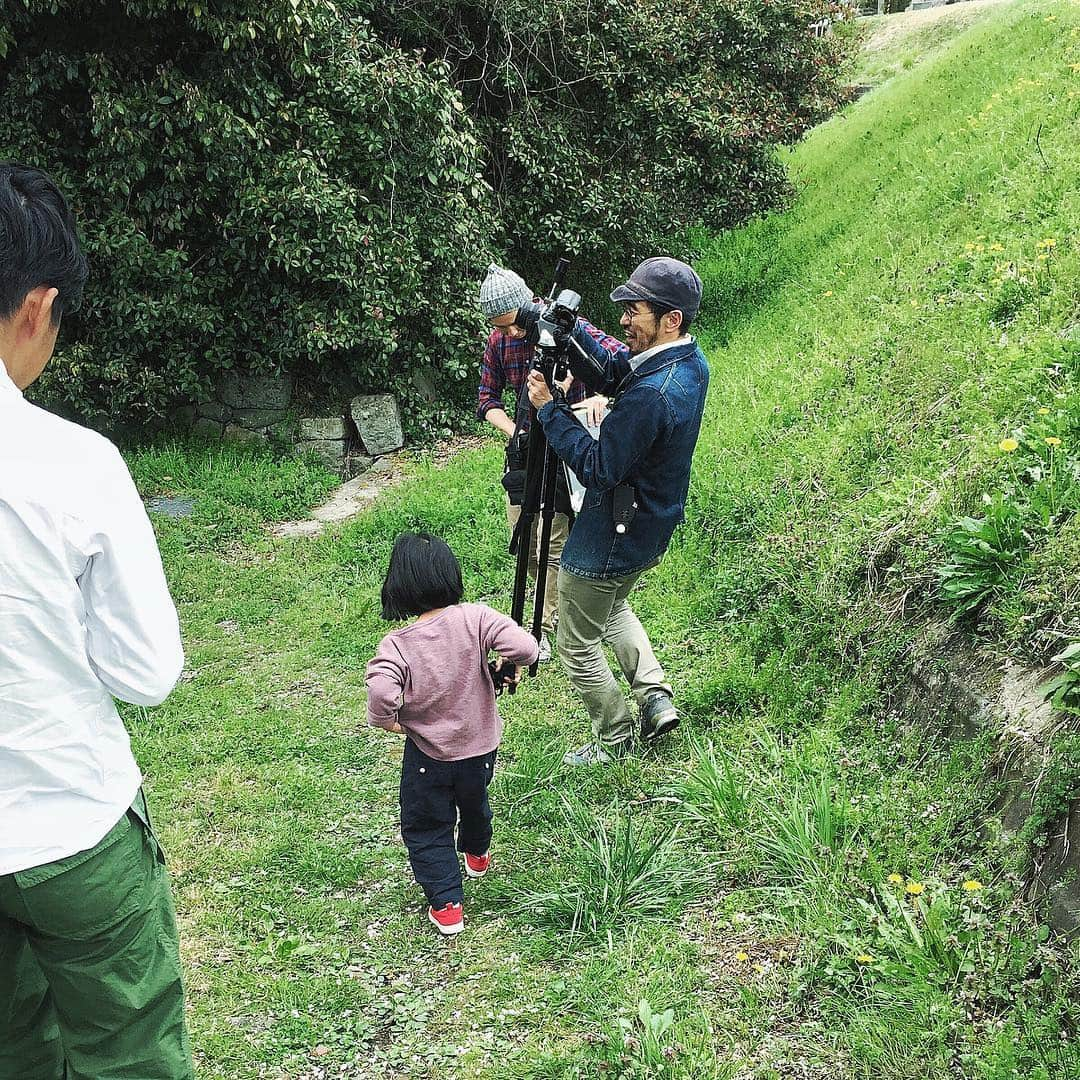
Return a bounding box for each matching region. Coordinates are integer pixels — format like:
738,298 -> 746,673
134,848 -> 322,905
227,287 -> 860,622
621,305 -> 654,322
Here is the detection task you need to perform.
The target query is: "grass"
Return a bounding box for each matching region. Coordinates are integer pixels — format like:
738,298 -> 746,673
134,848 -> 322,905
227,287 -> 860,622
851,0 -> 1011,87
116,2 -> 1080,1075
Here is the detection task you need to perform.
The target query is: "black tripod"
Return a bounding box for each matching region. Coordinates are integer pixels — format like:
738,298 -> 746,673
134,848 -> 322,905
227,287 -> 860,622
508,365 -> 570,681
502,258 -> 586,689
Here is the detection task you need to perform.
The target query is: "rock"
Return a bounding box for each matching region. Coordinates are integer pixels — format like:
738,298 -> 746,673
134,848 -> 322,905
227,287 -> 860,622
299,416 -> 347,441
296,439 -> 346,473
231,406 -> 290,428
222,423 -> 269,446
218,371 -> 293,411
173,405 -> 197,428
350,394 -> 404,456
191,417 -> 224,440
343,451 -> 376,480
195,400 -> 232,423
1032,805 -> 1080,937
412,370 -> 438,404
146,496 -> 196,519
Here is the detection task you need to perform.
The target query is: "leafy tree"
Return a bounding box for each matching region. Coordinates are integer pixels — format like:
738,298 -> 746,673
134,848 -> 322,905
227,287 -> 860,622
363,0 -> 851,287
0,0 -> 849,433
0,1 -> 493,434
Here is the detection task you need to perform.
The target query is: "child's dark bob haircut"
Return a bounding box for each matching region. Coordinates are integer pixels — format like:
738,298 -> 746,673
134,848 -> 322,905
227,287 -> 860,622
381,531 -> 464,620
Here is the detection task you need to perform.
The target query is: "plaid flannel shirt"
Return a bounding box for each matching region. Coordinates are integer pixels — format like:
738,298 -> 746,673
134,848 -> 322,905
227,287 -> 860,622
476,319 -> 627,431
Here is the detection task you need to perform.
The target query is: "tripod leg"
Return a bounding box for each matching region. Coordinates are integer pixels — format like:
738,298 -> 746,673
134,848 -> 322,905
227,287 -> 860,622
530,442 -> 561,674
510,404 -> 547,631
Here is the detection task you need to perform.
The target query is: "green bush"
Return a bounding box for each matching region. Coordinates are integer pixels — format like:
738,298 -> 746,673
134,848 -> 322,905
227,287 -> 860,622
0,1 -> 494,434
0,0 -> 849,433
366,0 -> 852,287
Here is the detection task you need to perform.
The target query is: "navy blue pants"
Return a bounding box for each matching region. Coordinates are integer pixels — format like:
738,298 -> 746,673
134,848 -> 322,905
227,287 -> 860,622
399,739 -> 497,907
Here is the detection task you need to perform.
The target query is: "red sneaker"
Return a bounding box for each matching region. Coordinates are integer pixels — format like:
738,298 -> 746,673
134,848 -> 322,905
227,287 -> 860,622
428,901 -> 464,935
464,851 -> 491,879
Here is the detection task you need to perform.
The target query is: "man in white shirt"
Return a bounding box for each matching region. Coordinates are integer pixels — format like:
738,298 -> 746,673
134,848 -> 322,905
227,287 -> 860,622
0,164 -> 192,1079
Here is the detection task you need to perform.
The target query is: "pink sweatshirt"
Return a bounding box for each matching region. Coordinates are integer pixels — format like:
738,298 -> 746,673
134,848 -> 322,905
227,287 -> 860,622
365,603 -> 539,761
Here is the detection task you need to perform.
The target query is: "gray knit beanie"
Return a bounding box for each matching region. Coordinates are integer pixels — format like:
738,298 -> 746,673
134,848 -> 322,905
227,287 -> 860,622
479,263 -> 533,320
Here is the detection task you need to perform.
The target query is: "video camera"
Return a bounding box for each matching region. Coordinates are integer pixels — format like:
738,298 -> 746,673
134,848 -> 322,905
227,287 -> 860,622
512,259 -> 607,395
513,290 -> 580,356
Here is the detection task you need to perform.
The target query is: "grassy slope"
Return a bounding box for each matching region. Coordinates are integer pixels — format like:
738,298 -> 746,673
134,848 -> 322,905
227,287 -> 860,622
852,0 -> 1011,86
127,3 -> 1080,1077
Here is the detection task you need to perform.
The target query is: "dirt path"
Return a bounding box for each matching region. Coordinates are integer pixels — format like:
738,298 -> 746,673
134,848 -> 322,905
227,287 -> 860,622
270,432 -> 492,538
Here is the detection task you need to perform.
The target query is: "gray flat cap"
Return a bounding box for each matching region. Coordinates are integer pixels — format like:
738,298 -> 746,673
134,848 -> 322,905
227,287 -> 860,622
610,257 -> 703,325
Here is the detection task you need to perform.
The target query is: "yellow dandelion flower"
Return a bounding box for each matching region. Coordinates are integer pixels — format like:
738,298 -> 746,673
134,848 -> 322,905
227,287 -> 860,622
1044,14 -> 1057,20
1038,254 -> 1049,261
1037,238 -> 1057,249
989,243 -> 1005,253
856,954 -> 875,964
1072,62 -> 1080,73
910,299 -> 919,307
962,880 -> 984,892
1046,437 -> 1062,447
906,881 -> 926,896
887,873 -> 904,884
999,438 -> 1019,453
1038,407 -> 1051,416
975,244 -> 985,253
735,951 -> 750,962
822,290 -> 833,297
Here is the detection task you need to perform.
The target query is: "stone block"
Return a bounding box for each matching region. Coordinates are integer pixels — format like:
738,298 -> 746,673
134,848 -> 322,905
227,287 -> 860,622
195,400 -> 232,423
343,451 -> 376,480
223,423 -> 269,446
412,370 -> 438,404
299,416 -> 347,441
297,439 -> 346,473
350,394 -> 403,456
191,417 -> 224,440
218,371 -> 293,411
231,406 -> 290,428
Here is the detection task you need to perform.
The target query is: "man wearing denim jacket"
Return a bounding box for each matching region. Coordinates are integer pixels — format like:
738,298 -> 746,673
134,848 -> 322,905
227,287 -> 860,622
527,257 -> 709,765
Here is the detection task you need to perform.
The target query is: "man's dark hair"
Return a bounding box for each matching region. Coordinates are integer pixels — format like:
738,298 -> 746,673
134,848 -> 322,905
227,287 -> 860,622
646,302 -> 692,334
0,163 -> 88,325
381,531 -> 464,620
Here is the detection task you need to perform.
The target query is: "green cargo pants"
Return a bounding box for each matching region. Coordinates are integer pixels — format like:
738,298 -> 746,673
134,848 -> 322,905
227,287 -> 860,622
556,565 -> 672,746
0,791 -> 193,1080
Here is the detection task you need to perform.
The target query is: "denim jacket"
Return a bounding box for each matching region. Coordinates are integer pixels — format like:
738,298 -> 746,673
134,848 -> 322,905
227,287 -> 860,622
537,325 -> 710,579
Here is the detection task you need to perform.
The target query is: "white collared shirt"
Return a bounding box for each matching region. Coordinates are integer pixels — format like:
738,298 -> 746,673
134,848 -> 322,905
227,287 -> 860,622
628,335 -> 694,372
0,362 -> 183,874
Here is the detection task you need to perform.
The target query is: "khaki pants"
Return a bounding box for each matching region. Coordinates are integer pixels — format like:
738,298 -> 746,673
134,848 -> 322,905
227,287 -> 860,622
506,495 -> 569,637
0,791 -> 193,1080
556,565 -> 672,746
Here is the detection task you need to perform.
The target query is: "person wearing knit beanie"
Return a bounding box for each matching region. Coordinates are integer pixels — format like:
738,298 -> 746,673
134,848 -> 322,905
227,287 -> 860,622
479,264 -> 533,321
475,263 -> 614,663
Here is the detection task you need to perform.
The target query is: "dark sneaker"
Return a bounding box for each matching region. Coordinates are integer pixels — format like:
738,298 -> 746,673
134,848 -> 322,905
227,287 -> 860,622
562,741 -> 631,767
464,851 -> 491,879
428,901 -> 464,935
640,693 -> 679,742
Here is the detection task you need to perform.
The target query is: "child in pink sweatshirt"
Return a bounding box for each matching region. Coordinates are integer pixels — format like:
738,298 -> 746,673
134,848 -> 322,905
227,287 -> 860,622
366,531 -> 538,935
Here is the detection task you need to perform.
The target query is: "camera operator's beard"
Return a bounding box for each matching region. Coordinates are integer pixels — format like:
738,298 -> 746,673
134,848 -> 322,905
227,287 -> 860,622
625,321 -> 659,357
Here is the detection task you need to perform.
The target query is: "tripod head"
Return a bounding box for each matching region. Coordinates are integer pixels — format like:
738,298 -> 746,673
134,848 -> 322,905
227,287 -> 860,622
510,258 -> 581,391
